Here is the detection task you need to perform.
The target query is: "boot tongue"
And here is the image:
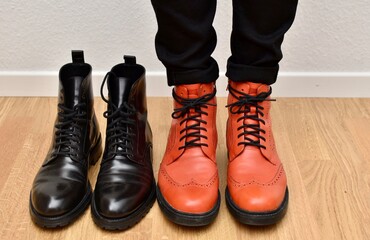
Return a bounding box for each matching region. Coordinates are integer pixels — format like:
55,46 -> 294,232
60,76 -> 84,109
174,83 -> 214,151
229,81 -> 270,149
229,81 -> 269,97
57,76 -> 85,154
174,83 -> 214,114
174,83 -> 213,99
108,76 -> 132,108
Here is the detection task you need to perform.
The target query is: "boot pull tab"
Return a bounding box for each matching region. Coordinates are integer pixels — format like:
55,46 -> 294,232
71,50 -> 85,63
124,55 -> 136,65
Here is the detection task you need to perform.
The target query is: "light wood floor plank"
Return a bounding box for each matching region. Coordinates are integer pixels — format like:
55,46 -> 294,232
0,97 -> 369,240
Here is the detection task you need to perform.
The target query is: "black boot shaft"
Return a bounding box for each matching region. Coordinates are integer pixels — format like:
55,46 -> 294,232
103,56 -> 151,161
107,55 -> 147,115
53,50 -> 100,159
58,50 -> 94,120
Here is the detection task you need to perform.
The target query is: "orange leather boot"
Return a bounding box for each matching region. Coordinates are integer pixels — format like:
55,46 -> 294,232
157,82 -> 220,226
225,81 -> 288,226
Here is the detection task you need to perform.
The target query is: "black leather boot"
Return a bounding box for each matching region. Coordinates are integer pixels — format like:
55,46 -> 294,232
29,51 -> 102,228
91,56 -> 156,230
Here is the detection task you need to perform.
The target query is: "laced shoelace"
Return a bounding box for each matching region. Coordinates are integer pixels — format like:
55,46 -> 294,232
100,72 -> 136,158
226,84 -> 275,149
172,87 -> 216,150
53,102 -> 87,159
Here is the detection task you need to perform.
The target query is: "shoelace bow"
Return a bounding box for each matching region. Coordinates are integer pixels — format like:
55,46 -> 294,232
172,87 -> 216,150
226,84 -> 275,149
53,102 -> 87,159
100,72 -> 136,158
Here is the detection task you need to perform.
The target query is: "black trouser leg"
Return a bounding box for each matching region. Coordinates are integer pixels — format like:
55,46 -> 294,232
151,0 -> 219,86
226,0 -> 298,85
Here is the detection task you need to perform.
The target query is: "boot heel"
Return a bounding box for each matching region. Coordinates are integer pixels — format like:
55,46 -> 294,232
89,135 -> 103,166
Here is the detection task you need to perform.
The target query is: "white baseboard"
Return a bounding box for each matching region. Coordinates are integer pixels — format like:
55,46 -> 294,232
0,71 -> 369,97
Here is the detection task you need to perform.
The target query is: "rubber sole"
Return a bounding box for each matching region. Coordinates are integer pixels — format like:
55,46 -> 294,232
156,186 -> 221,227
91,182 -> 157,231
225,187 -> 289,226
29,134 -> 102,228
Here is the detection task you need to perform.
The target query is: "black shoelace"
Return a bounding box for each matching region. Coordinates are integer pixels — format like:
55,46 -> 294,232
53,103 -> 87,159
172,87 -> 216,150
226,84 -> 275,149
100,72 -> 136,158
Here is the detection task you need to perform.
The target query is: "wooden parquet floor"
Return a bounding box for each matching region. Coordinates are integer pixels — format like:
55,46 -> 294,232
0,97 -> 369,240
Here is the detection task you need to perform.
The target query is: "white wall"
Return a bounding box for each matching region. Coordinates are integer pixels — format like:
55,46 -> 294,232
0,0 -> 369,97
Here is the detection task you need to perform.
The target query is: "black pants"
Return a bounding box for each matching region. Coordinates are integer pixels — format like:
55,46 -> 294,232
151,0 -> 298,86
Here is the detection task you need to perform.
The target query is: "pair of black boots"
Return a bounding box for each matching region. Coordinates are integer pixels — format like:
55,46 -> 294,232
29,51 -> 156,230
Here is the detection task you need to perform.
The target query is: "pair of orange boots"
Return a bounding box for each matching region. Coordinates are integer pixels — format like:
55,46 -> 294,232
156,81 -> 289,226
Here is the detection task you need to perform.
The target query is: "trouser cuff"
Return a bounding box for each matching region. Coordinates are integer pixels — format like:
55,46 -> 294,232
226,60 -> 279,85
166,60 -> 219,86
